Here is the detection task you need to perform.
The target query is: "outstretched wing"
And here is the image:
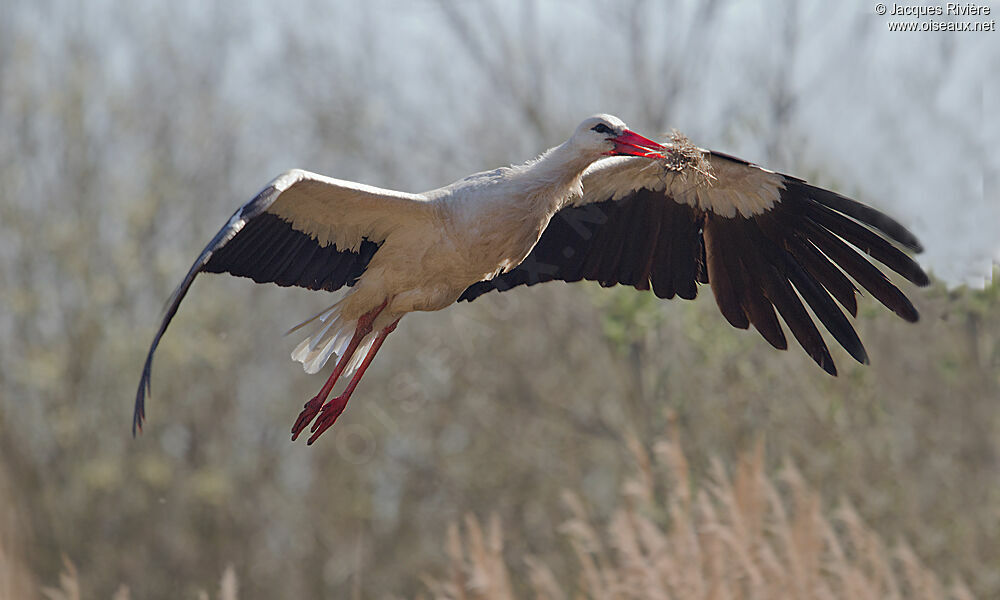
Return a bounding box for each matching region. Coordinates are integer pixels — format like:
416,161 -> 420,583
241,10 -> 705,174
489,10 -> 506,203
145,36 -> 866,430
134,169 -> 429,434
459,151 -> 929,375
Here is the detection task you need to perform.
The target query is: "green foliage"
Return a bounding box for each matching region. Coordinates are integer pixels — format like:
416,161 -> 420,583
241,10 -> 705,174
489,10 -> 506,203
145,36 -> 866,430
588,285 -> 666,353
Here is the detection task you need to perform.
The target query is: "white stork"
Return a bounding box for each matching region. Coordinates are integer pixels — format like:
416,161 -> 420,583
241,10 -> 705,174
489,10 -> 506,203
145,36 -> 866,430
134,114 -> 928,445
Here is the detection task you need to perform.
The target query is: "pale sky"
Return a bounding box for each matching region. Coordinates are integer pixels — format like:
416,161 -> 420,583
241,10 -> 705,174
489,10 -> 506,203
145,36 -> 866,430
10,0 -> 999,286
257,0 -> 999,286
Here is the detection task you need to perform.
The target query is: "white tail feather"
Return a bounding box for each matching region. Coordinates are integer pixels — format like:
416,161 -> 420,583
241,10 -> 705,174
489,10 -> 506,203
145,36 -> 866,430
289,301 -> 373,375
309,315 -> 342,352
345,336 -> 375,373
285,301 -> 341,337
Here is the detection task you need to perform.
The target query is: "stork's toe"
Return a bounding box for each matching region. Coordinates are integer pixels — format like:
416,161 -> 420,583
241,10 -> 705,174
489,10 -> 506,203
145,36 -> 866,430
291,395 -> 325,441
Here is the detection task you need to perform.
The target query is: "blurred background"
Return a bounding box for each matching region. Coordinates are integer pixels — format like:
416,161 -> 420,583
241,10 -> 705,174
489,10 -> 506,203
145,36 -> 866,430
0,0 -> 997,598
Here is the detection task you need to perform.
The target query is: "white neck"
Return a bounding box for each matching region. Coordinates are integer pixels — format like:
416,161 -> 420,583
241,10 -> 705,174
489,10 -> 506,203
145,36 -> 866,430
510,141 -> 596,211
437,140 -> 599,280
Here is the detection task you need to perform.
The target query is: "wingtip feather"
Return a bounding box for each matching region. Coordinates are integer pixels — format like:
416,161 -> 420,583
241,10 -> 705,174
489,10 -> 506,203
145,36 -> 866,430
821,358 -> 838,376
132,387 -> 146,437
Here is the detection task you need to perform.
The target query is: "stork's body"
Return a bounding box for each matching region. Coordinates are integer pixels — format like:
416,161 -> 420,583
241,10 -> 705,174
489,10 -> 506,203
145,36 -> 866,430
327,138 -> 594,331
135,114 -> 929,445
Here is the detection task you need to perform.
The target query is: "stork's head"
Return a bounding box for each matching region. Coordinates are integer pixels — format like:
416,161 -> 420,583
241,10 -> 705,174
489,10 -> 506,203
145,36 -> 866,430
571,114 -> 665,159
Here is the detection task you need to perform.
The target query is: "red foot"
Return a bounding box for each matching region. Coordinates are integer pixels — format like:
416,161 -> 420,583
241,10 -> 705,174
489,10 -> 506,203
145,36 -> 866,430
291,395 -> 325,441
306,393 -> 350,445
289,300 -> 389,443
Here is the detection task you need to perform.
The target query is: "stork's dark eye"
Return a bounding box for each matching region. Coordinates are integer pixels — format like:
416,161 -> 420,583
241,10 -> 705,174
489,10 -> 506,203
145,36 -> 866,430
591,123 -> 613,135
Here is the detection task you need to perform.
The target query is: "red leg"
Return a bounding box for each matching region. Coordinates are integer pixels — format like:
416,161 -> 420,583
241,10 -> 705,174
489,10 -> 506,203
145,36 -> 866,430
306,318 -> 401,445
290,301 -> 387,441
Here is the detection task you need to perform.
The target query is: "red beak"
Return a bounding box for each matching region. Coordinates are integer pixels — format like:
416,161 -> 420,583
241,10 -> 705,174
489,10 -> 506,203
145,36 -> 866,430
606,129 -> 665,159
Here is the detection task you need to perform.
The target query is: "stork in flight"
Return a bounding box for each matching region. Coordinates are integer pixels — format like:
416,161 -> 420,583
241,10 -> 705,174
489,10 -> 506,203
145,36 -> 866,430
134,114 -> 929,445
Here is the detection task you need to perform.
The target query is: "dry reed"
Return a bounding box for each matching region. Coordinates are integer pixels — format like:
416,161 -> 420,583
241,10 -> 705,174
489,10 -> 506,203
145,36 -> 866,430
422,419 -> 975,600
1,422 -> 977,600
